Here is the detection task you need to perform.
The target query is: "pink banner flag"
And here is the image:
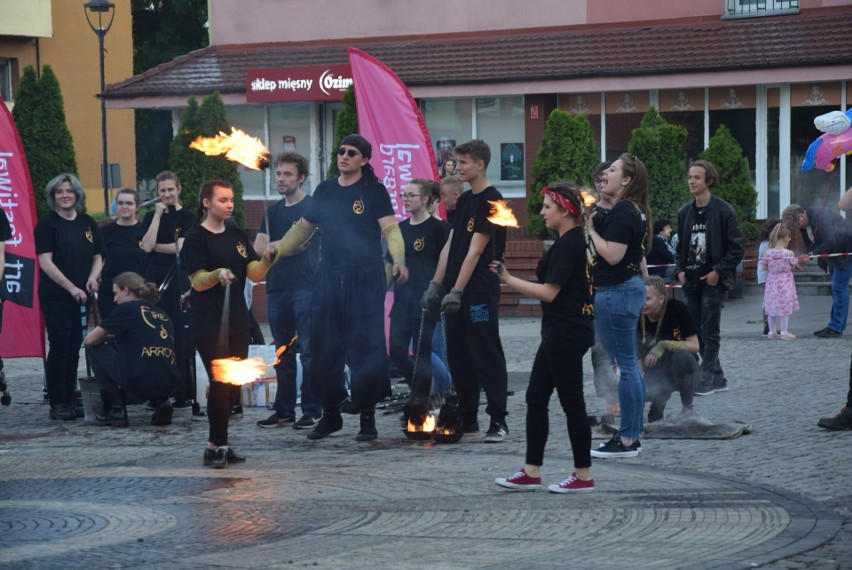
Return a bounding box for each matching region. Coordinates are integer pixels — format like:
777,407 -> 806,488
0,102 -> 44,358
347,47 -> 442,220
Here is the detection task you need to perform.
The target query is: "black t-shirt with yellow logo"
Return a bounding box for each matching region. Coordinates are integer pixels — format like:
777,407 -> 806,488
99,299 -> 179,401
303,177 -> 394,270
637,298 -> 698,357
390,216 -> 450,318
182,224 -> 259,340
34,211 -> 106,300
444,186 -> 506,297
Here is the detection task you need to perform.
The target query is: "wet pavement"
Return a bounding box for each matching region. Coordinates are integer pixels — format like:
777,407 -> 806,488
0,291 -> 850,568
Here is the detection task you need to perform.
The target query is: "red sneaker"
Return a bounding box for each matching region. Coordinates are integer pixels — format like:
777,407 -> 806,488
495,468 -> 541,490
548,473 -> 595,493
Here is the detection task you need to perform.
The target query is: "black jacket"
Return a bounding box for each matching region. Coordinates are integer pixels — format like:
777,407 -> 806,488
802,207 -> 852,270
674,195 -> 744,291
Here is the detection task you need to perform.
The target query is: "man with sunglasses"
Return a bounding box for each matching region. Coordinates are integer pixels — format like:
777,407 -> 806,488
274,134 -> 408,442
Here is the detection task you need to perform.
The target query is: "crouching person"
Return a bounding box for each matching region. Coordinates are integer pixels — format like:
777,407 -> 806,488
83,271 -> 180,426
638,276 -> 699,423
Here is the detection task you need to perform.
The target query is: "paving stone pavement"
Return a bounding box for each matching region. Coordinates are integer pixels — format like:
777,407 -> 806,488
0,291 -> 850,568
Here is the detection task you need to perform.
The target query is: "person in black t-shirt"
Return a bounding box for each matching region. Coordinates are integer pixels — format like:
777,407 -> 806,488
646,219 -> 675,282
587,154 -> 651,459
98,189 -> 147,319
34,173 -> 106,422
141,171 -> 196,408
184,179 -> 274,468
0,209 -> 11,389
440,175 -> 464,225
492,181 -> 596,493
83,272 -> 180,427
388,179 -> 450,409
275,134 -> 408,442
638,276 -> 699,423
254,152 -> 322,430
421,139 -> 510,442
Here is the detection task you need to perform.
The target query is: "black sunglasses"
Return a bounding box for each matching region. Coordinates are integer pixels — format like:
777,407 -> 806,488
338,147 -> 360,158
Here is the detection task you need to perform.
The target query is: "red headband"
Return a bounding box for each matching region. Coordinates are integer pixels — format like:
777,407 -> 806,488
540,187 -> 579,218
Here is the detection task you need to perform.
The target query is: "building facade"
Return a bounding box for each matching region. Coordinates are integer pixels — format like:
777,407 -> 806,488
104,0 -> 852,227
0,0 -> 136,211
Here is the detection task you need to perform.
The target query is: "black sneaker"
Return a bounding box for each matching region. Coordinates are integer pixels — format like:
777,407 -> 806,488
256,413 -> 295,428
713,377 -> 729,393
50,402 -> 77,421
293,415 -> 320,430
590,434 -> 641,458
816,328 -> 842,339
172,400 -> 193,412
151,403 -> 173,426
203,447 -> 246,466
355,413 -> 377,441
191,409 -> 208,422
96,406 -> 129,427
817,405 -> 852,430
694,381 -> 716,396
484,420 -> 508,443
209,448 -> 228,469
813,327 -> 828,337
306,410 -> 343,440
459,420 -> 480,434
231,405 -> 244,418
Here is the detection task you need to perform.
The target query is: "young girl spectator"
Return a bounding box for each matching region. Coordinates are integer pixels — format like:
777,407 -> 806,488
35,173 -> 105,421
440,159 -> 457,178
183,179 -> 273,467
494,181 -> 595,493
762,223 -> 800,340
757,219 -> 780,336
587,154 -> 651,458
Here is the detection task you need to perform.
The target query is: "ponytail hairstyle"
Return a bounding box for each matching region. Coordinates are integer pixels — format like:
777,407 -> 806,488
618,153 -> 653,253
542,180 -> 597,265
195,178 -> 232,224
641,275 -> 668,345
768,221 -> 792,248
410,178 -> 441,206
113,271 -> 161,304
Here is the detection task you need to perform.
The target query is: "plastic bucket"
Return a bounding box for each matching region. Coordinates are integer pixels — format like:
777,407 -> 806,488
77,376 -> 103,425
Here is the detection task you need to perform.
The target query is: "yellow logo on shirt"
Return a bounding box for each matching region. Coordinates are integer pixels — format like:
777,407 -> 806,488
353,198 -> 365,214
581,303 -> 594,316
467,217 -> 475,232
85,229 -> 93,243
413,237 -> 425,251
237,244 -> 248,258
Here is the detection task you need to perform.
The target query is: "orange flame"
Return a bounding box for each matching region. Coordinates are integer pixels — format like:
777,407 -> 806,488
580,191 -> 597,207
190,127 -> 270,170
274,335 -> 298,364
487,200 -> 519,228
406,414 -> 436,433
211,357 -> 268,386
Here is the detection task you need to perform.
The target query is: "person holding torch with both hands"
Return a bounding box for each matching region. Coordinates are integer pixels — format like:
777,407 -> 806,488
274,134 -> 408,442
182,179 -> 275,468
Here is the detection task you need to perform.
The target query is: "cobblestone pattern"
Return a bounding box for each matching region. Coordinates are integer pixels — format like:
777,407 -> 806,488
0,294 -> 849,568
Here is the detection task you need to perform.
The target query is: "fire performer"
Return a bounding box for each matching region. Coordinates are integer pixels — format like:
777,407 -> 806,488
140,171 -> 196,411
421,139 -> 509,442
493,181 -> 596,492
274,134 -> 408,441
83,272 -> 180,427
183,179 -> 274,468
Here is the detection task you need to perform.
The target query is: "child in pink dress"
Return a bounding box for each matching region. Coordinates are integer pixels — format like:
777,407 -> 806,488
762,224 -> 801,340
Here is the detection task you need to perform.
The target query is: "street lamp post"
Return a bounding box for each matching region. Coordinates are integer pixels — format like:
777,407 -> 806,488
84,0 -> 115,217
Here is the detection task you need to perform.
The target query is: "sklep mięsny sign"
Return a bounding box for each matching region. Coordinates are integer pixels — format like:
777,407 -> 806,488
246,65 -> 353,103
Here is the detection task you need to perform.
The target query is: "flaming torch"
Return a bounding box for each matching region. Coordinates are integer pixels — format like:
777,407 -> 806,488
580,190 -> 597,208
211,335 -> 297,386
190,127 -> 270,170
486,200 -> 519,228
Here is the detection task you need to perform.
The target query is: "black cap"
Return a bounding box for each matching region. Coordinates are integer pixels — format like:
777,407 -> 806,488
340,134 -> 372,159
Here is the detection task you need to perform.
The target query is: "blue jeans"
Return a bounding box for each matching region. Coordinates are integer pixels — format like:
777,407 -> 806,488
267,289 -> 321,418
431,319 -> 451,394
828,263 -> 852,332
593,274 -> 646,439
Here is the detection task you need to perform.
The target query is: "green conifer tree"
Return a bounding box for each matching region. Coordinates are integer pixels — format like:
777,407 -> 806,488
699,124 -> 758,239
526,109 -> 599,238
169,93 -> 246,225
326,86 -> 359,179
627,107 -> 689,226
12,65 -> 79,217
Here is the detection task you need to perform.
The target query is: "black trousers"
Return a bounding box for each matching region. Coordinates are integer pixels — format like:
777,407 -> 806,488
389,301 -> 436,400
41,294 -> 84,405
196,331 -> 249,447
525,345 -> 591,469
310,262 -> 390,410
445,292 -> 508,425
644,350 -> 697,422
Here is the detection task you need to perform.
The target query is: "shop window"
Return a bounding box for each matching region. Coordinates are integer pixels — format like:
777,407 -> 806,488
421,99 -> 473,173
268,103 -> 312,191
476,96 -> 525,197
724,0 -> 798,18
0,58 -> 13,101
226,105 -> 267,198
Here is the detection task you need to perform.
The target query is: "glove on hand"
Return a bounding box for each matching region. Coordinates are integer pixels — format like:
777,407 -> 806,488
440,287 -> 464,314
421,281 -> 444,311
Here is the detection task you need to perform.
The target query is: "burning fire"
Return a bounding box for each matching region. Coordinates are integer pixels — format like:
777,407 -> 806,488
211,357 -> 267,386
190,127 -> 270,170
274,336 -> 297,364
487,200 -> 519,228
580,190 -> 597,207
406,414 -> 436,433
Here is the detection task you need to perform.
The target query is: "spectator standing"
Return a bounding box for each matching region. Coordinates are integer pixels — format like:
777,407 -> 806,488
757,219 -> 781,336
97,188 -> 147,319
646,219 -> 675,281
761,224 -> 801,340
254,152 -> 322,430
674,160 -> 744,396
